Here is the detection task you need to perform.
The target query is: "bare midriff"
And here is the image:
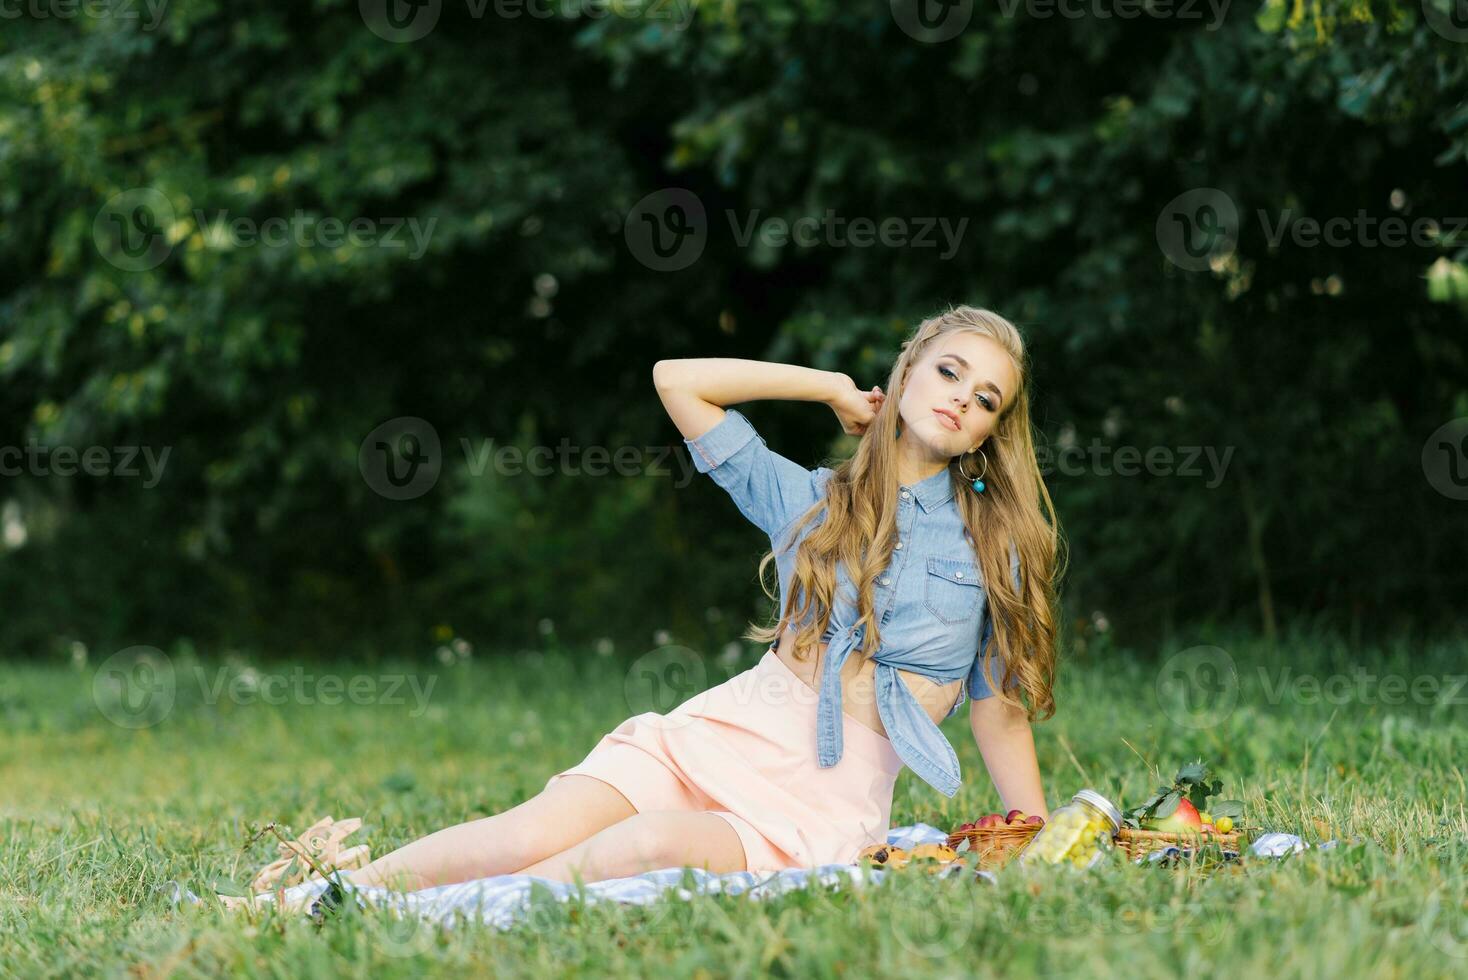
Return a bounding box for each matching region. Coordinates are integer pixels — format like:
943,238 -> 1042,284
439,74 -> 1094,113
774,624 -> 963,737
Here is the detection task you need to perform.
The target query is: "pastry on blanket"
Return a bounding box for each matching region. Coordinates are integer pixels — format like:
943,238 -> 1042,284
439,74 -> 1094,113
909,843 -> 957,864
857,844 -> 911,869
216,815 -> 371,913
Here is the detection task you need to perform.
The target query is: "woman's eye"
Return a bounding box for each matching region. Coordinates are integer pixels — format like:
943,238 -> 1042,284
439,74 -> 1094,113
940,364 -> 994,410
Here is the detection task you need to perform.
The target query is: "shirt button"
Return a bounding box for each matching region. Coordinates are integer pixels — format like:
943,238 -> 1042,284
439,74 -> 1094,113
901,491 -> 910,500
955,571 -> 964,578
895,541 -> 903,550
881,577 -> 891,586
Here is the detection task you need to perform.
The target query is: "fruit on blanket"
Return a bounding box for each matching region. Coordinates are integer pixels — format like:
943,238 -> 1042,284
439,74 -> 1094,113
1215,816 -> 1234,834
1200,812 -> 1214,825
1143,797 -> 1204,834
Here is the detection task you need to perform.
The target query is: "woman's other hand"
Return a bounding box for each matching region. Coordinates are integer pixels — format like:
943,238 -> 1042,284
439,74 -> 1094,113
826,374 -> 885,436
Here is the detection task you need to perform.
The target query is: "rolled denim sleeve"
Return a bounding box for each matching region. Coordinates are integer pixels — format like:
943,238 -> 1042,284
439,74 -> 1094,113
965,540 -> 1023,703
683,409 -> 824,539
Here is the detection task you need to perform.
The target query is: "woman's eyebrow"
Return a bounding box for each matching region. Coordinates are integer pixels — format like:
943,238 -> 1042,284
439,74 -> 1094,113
939,353 -> 1004,406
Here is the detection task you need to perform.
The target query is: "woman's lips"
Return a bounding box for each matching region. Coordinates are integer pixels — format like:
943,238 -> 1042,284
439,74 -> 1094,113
934,409 -> 960,431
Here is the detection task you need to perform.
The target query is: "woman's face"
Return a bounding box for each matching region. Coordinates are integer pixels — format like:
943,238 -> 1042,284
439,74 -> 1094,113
897,331 -> 1018,458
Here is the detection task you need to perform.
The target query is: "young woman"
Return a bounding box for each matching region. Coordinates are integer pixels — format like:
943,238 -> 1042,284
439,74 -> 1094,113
341,304 -> 1060,890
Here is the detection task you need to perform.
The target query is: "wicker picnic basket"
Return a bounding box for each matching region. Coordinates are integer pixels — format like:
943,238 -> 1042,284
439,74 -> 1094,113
943,825 -> 1041,869
1115,826 -> 1244,860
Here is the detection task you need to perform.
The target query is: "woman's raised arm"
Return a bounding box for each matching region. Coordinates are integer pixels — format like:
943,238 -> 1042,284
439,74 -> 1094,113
652,357 -> 878,440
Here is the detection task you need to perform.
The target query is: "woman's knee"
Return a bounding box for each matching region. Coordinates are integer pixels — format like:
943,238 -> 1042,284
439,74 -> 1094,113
588,812 -> 674,875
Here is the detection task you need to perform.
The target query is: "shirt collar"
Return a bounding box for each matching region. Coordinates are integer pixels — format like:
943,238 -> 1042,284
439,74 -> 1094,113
900,464 -> 956,513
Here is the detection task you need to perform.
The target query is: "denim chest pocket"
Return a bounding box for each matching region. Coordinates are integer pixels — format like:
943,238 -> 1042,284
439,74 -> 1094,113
923,557 -> 983,625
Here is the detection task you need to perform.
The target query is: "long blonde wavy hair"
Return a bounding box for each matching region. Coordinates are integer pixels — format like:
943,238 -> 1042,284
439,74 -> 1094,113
744,305 -> 1063,721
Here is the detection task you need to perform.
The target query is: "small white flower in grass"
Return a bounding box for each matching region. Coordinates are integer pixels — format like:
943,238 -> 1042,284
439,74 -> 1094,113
436,646 -> 454,665
595,638 -> 614,657
70,641 -> 88,669
1091,611 -> 1110,634
653,629 -> 671,645
451,637 -> 472,660
238,667 -> 260,693
538,618 -> 555,637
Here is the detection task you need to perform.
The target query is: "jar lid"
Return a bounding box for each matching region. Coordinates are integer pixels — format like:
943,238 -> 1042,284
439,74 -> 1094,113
1071,789 -> 1123,830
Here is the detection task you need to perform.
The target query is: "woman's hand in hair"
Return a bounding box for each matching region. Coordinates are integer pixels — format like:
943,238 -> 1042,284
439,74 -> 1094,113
826,373 -> 885,436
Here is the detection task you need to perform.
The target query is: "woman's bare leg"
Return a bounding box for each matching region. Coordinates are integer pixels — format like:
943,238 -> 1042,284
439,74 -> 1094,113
514,810 -> 747,884
343,774 -> 637,891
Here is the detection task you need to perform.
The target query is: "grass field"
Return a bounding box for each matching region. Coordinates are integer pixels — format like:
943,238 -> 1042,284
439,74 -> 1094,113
1,625 -> 1465,978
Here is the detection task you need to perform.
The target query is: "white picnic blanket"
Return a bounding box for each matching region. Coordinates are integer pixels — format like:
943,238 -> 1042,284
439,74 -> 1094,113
166,823 -> 1323,931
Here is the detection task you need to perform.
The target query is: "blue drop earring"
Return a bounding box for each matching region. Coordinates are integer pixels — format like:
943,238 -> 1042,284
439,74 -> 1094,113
958,447 -> 989,494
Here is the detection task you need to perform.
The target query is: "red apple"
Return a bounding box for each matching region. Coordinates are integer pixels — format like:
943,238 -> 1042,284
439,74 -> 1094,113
976,814 -> 1004,829
1145,798 -> 1204,834
1024,815 -> 1044,826
1005,809 -> 1027,825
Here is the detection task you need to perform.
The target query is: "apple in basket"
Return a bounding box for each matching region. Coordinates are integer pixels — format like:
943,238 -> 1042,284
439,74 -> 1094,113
1142,797 -> 1204,834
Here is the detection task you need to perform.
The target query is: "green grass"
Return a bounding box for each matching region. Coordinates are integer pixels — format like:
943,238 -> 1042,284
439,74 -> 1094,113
2,625 -> 1465,978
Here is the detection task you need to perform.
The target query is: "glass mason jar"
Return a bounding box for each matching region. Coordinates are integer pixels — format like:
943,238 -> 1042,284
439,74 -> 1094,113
1015,789 -> 1123,869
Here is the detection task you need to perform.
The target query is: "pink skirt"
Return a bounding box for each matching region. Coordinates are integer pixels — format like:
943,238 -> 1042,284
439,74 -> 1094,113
544,646 -> 905,872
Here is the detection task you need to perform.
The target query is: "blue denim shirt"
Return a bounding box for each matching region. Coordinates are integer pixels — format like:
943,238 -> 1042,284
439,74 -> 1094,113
684,408 -> 1020,798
